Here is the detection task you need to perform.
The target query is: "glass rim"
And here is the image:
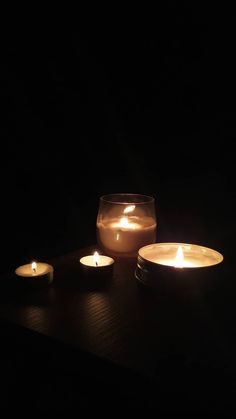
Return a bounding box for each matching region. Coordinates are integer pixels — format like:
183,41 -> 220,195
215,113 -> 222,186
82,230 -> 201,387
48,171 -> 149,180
100,193 -> 155,205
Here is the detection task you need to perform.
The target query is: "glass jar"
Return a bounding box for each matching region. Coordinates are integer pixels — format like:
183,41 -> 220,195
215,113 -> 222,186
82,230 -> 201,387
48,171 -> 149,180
96,194 -> 157,258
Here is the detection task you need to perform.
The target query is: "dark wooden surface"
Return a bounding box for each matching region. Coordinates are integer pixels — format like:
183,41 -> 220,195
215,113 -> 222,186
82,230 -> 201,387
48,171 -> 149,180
0,245 -> 235,414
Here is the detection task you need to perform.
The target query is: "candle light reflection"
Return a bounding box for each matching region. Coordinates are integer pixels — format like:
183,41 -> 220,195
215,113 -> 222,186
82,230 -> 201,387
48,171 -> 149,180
123,205 -> 136,214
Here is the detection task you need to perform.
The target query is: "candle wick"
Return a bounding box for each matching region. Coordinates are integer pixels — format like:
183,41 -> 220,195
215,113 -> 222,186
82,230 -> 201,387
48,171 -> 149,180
95,261 -> 98,267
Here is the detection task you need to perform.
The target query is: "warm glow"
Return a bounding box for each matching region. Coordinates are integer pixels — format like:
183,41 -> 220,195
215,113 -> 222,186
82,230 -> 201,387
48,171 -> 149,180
31,261 -> 37,273
123,205 -> 136,214
93,251 -> 100,266
174,246 -> 184,268
119,217 -> 130,228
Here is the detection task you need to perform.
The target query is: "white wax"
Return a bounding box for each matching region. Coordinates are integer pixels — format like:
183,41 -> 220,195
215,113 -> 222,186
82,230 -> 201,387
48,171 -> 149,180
155,258 -> 196,268
15,262 -> 53,277
97,216 -> 157,255
80,255 -> 114,267
138,243 -> 224,268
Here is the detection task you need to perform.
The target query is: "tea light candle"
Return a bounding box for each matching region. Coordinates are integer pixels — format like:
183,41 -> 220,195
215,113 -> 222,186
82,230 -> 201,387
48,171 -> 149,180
135,243 -> 224,288
80,251 -> 114,277
15,261 -> 54,285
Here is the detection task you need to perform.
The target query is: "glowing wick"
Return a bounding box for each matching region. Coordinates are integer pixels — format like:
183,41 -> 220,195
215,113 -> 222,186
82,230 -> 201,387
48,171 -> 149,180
93,251 -> 100,267
31,261 -> 37,274
119,217 -> 130,228
174,246 -> 184,268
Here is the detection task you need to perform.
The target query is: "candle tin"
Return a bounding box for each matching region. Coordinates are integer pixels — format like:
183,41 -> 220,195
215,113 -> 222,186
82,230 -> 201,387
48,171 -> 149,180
135,243 -> 224,294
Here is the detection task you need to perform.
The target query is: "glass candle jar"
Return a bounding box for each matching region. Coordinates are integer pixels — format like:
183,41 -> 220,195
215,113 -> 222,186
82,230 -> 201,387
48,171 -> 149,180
96,194 -> 157,258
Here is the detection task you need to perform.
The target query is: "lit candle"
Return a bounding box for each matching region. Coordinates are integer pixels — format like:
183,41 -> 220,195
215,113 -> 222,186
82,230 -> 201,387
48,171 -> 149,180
80,251 -> 114,277
15,261 -> 54,285
135,242 -> 224,288
96,194 -> 157,258
97,215 -> 156,257
97,212 -> 156,258
157,245 -> 197,268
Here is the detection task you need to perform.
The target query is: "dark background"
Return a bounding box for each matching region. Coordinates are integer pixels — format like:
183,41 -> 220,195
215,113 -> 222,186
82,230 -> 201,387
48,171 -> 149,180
1,7 -> 235,273
1,8 -> 236,415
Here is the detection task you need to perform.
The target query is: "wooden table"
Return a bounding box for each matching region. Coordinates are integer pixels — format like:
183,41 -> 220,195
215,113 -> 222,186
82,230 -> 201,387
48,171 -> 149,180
0,246 -> 235,414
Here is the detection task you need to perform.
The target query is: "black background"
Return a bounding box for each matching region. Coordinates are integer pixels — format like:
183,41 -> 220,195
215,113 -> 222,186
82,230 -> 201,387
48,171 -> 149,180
1,8 -> 236,415
1,7 -> 235,273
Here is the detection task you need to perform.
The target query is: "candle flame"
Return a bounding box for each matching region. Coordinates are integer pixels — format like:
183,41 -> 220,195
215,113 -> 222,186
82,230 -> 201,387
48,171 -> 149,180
123,205 -> 136,214
174,246 -> 184,268
93,251 -> 100,266
119,217 -> 130,228
31,261 -> 37,273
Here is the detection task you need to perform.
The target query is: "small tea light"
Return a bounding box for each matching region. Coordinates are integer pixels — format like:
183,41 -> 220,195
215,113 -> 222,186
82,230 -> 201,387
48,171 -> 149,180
135,243 -> 224,290
15,261 -> 54,285
80,251 -> 114,277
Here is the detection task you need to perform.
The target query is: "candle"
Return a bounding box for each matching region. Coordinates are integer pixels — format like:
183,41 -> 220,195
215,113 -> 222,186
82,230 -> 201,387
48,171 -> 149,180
97,216 -> 156,257
135,243 -> 224,288
148,243 -> 224,268
96,194 -> 157,258
15,261 -> 54,285
80,251 -> 114,277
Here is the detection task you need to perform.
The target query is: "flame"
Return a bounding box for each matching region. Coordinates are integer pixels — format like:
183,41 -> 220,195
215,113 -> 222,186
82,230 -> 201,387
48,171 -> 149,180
119,217 -> 130,228
174,246 -> 184,268
93,251 -> 100,266
123,205 -> 136,214
31,261 -> 37,273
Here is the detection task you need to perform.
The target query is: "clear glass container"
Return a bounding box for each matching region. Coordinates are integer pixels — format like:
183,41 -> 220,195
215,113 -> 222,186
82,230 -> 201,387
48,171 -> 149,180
96,193 -> 157,258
